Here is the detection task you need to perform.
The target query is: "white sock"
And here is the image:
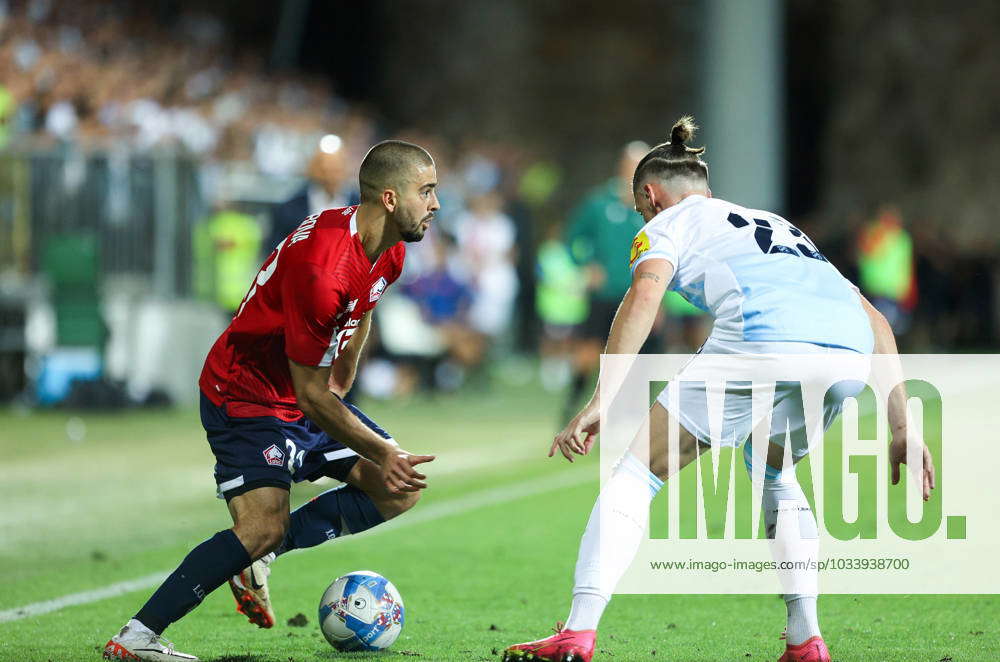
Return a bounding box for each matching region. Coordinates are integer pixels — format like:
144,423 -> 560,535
566,453 -> 663,632
760,476 -> 821,645
785,595 -> 820,645
565,592 -> 608,631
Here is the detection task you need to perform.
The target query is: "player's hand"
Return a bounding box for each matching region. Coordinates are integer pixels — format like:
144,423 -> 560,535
889,436 -> 935,501
381,451 -> 435,494
550,405 -> 600,462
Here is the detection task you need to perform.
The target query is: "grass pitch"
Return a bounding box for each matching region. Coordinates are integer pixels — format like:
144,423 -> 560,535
1,378 -> 997,661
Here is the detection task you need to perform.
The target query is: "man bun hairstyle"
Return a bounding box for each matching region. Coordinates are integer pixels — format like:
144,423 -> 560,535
359,140 -> 434,204
632,115 -> 708,193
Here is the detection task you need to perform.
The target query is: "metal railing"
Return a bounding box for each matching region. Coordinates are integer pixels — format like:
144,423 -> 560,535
0,144 -> 205,298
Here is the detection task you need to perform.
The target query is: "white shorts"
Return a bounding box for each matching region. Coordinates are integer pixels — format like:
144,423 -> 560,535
656,337 -> 870,460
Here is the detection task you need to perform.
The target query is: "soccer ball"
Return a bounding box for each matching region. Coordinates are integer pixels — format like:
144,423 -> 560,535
318,570 -> 405,651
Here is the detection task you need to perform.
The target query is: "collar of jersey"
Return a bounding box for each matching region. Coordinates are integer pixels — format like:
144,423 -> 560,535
652,193 -> 705,225
348,210 -> 386,273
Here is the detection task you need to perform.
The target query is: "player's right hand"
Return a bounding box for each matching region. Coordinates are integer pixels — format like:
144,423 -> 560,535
550,405 -> 600,462
381,451 -> 435,493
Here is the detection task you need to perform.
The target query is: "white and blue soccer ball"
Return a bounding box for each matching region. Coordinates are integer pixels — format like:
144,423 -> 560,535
318,570 -> 405,651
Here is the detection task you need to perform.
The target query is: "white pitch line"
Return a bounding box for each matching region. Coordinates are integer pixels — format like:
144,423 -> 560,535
0,468 -> 594,624
0,572 -> 170,624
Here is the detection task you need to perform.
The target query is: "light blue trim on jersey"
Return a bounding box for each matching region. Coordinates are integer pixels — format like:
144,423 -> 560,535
728,254 -> 874,353
673,277 -> 709,312
630,250 -> 673,276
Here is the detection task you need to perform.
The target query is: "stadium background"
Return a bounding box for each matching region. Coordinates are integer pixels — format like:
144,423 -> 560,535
1,1 -> 998,661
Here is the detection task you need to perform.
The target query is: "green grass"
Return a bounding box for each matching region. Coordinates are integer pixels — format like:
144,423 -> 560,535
1,380 -> 997,661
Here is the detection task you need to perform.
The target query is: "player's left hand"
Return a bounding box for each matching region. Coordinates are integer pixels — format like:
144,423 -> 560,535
382,451 -> 436,493
889,436 -> 935,501
550,405 -> 599,462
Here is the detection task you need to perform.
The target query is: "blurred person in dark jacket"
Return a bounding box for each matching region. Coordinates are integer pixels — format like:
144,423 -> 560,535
562,141 -> 653,421
266,134 -> 359,252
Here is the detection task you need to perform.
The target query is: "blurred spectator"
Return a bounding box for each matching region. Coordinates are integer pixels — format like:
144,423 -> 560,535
403,234 -> 483,386
0,81 -> 14,147
453,191 -> 519,341
535,222 -> 588,392
193,205 -> 263,315
857,206 -> 916,335
266,135 -> 358,253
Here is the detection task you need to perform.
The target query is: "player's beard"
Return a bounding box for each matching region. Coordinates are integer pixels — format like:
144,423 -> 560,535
398,210 -> 432,242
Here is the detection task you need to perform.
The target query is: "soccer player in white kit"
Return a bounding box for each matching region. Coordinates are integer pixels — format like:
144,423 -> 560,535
503,117 -> 935,662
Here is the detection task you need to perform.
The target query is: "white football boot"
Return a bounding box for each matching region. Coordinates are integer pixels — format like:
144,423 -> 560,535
102,620 -> 197,661
228,552 -> 275,628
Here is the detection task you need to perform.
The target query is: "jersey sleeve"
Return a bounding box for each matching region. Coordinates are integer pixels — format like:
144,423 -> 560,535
282,262 -> 345,367
629,224 -> 679,275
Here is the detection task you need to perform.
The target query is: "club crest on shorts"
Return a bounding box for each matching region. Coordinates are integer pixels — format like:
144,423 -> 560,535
369,276 -> 388,302
263,443 -> 284,466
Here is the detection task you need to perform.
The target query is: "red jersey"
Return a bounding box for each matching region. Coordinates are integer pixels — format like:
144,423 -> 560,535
199,206 -> 405,420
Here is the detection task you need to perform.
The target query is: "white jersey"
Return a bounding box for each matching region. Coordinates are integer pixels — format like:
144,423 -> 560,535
629,195 -> 873,353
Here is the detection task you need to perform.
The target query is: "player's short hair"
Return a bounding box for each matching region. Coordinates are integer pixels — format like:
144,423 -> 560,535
358,140 -> 434,204
632,116 -> 709,194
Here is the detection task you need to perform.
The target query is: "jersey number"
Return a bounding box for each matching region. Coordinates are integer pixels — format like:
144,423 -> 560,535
726,212 -> 827,262
235,238 -> 288,317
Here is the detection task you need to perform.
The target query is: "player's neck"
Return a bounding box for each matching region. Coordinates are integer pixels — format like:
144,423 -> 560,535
354,204 -> 400,262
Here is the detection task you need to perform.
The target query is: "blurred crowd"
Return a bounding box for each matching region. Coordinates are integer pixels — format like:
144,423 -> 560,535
1,0 -> 995,409
0,0 -> 365,176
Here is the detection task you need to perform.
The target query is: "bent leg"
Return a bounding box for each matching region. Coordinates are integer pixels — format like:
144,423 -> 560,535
566,402 -> 705,632
228,486 -> 291,560
276,458 -> 419,555
131,486 -> 288,635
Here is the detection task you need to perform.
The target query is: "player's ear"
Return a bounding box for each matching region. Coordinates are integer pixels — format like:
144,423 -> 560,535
643,183 -> 660,213
381,189 -> 397,213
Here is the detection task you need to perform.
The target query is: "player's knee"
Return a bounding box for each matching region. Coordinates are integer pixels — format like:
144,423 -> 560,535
261,517 -> 289,554
379,489 -> 420,520
235,514 -> 288,558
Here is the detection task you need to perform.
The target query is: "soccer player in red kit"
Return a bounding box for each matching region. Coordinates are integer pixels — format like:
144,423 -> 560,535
104,141 -> 440,661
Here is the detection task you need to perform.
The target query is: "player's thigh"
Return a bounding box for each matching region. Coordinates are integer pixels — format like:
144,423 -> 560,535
760,365 -> 868,472
629,401 -> 705,482
342,457 -> 419,520
227,486 -> 290,529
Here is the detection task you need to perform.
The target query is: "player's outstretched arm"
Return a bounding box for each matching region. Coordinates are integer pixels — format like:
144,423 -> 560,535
290,358 -> 434,493
859,294 -> 935,500
550,258 -> 673,462
328,311 -> 373,398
